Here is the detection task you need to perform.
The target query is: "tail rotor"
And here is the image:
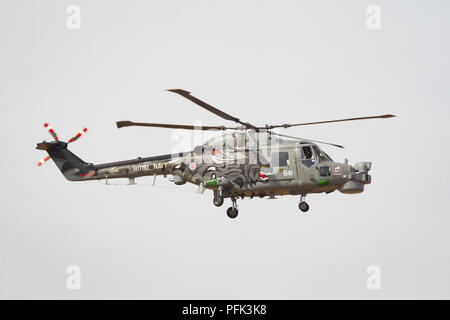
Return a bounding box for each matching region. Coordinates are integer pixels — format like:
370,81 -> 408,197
68,127 -> 88,144
43,123 -> 59,141
37,123 -> 88,167
37,155 -> 50,167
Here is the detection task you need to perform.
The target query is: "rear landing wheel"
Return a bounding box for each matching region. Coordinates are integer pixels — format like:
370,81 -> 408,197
226,207 -> 238,219
213,195 -> 224,207
298,201 -> 309,212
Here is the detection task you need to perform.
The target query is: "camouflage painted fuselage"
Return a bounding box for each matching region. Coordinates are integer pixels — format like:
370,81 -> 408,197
45,135 -> 372,198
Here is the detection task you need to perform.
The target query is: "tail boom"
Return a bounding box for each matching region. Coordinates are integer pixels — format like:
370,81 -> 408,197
37,140 -> 184,182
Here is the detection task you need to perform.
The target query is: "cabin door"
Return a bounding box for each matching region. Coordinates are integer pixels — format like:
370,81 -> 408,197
268,148 -> 298,181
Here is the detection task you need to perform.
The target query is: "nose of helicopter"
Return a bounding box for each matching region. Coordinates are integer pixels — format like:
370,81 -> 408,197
339,162 -> 372,194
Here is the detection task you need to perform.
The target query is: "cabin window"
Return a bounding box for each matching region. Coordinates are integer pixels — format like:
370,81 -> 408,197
271,151 -> 289,167
301,146 -> 315,168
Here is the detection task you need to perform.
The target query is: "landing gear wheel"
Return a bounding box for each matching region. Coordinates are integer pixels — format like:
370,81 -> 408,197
226,207 -> 238,219
213,195 -> 224,207
299,202 -> 309,212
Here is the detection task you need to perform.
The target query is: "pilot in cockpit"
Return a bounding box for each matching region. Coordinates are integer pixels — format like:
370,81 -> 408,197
301,146 -> 315,168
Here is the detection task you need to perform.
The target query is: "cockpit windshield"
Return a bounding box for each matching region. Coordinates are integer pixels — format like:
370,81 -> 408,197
312,145 -> 333,162
299,144 -> 332,167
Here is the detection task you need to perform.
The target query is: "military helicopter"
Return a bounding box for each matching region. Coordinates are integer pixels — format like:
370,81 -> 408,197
36,89 -> 395,219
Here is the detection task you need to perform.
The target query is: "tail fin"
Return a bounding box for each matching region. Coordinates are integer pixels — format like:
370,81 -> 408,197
36,141 -> 91,181
36,123 -> 94,181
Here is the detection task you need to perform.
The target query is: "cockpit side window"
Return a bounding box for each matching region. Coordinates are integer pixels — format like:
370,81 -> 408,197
300,146 -> 315,168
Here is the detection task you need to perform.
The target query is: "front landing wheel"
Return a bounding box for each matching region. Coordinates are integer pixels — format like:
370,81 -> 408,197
213,195 -> 224,207
298,201 -> 309,212
226,207 -> 238,219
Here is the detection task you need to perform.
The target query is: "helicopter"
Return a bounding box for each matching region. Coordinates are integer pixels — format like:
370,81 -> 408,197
36,89 -> 395,219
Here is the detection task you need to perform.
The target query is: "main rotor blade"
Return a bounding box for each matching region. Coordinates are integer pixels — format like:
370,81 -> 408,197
269,131 -> 344,149
261,114 -> 396,129
167,89 -> 257,129
116,120 -> 234,131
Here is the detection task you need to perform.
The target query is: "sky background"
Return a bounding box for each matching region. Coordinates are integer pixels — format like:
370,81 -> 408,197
1,0 -> 449,299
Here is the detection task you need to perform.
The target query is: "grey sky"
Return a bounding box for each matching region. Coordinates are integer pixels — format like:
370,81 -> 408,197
1,0 -> 449,299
